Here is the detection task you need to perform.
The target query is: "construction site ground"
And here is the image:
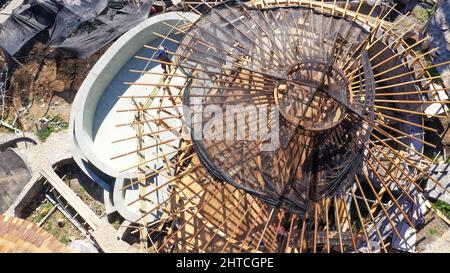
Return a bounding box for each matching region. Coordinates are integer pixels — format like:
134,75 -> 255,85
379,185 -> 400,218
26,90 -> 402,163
1,40 -> 105,135
22,162 -> 106,246
417,209 -> 450,252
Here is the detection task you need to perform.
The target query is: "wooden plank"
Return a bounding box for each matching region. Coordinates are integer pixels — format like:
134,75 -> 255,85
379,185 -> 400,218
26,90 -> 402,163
39,168 -> 103,230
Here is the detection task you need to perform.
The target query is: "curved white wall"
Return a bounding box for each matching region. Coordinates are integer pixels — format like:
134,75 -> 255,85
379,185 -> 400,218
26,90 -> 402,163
69,12 -> 199,187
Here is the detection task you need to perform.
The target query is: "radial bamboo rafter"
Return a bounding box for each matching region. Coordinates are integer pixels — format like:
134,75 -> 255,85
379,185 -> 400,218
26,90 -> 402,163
111,0 -> 450,252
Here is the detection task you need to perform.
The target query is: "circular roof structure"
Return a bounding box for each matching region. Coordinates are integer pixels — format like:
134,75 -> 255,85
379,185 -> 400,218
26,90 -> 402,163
179,3 -> 377,216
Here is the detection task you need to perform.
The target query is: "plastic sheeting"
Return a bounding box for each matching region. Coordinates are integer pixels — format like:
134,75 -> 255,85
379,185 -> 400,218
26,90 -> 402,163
0,0 -> 153,58
0,1 -> 59,55
48,0 -> 108,47
52,4 -> 152,58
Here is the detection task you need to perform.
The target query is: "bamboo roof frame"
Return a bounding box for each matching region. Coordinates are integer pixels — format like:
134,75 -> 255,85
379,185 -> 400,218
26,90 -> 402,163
106,0 -> 450,252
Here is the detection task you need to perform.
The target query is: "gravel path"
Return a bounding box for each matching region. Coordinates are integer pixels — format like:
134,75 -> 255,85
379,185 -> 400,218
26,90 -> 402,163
0,130 -> 71,175
1,130 -> 71,215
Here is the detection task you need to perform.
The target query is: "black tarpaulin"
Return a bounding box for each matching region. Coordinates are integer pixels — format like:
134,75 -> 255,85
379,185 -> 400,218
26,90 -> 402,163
0,0 -> 153,58
52,3 -> 151,58
48,0 -> 108,46
0,0 -> 60,55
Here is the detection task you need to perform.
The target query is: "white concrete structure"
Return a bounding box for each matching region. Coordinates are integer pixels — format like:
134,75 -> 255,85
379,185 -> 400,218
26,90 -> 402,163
69,12 -> 199,222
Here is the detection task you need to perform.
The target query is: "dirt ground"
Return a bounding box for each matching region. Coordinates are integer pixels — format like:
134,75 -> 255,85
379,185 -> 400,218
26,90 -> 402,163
1,41 -> 105,133
416,209 -> 450,252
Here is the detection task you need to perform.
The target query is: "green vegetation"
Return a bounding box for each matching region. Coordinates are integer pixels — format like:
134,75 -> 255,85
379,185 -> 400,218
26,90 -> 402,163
28,200 -> 53,224
432,200 -> 450,219
412,6 -> 433,23
36,126 -> 54,141
40,210 -> 79,246
428,227 -> 437,236
26,200 -> 74,245
25,197 -> 82,246
35,115 -> 69,141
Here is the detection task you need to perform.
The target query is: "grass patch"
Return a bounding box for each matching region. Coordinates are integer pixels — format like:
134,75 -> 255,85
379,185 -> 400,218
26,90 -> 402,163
412,6 -> 433,23
40,210 -> 78,245
35,115 -> 69,141
28,200 -> 53,224
36,126 -> 54,141
432,200 -> 450,219
60,234 -> 70,245
428,227 -> 437,236
25,197 -> 81,246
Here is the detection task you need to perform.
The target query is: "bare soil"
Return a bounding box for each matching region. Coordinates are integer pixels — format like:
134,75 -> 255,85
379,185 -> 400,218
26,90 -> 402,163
2,41 -> 105,133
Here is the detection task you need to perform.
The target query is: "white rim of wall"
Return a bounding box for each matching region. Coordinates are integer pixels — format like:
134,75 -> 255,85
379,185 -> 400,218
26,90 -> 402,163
69,84 -> 114,190
69,12 -> 200,180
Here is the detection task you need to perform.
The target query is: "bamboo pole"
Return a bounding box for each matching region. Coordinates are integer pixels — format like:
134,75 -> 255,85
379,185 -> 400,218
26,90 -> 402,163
356,173 -> 403,239
333,196 -> 344,253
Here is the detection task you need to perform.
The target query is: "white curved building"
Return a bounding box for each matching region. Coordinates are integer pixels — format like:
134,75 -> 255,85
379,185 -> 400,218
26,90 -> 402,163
69,12 -> 199,222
